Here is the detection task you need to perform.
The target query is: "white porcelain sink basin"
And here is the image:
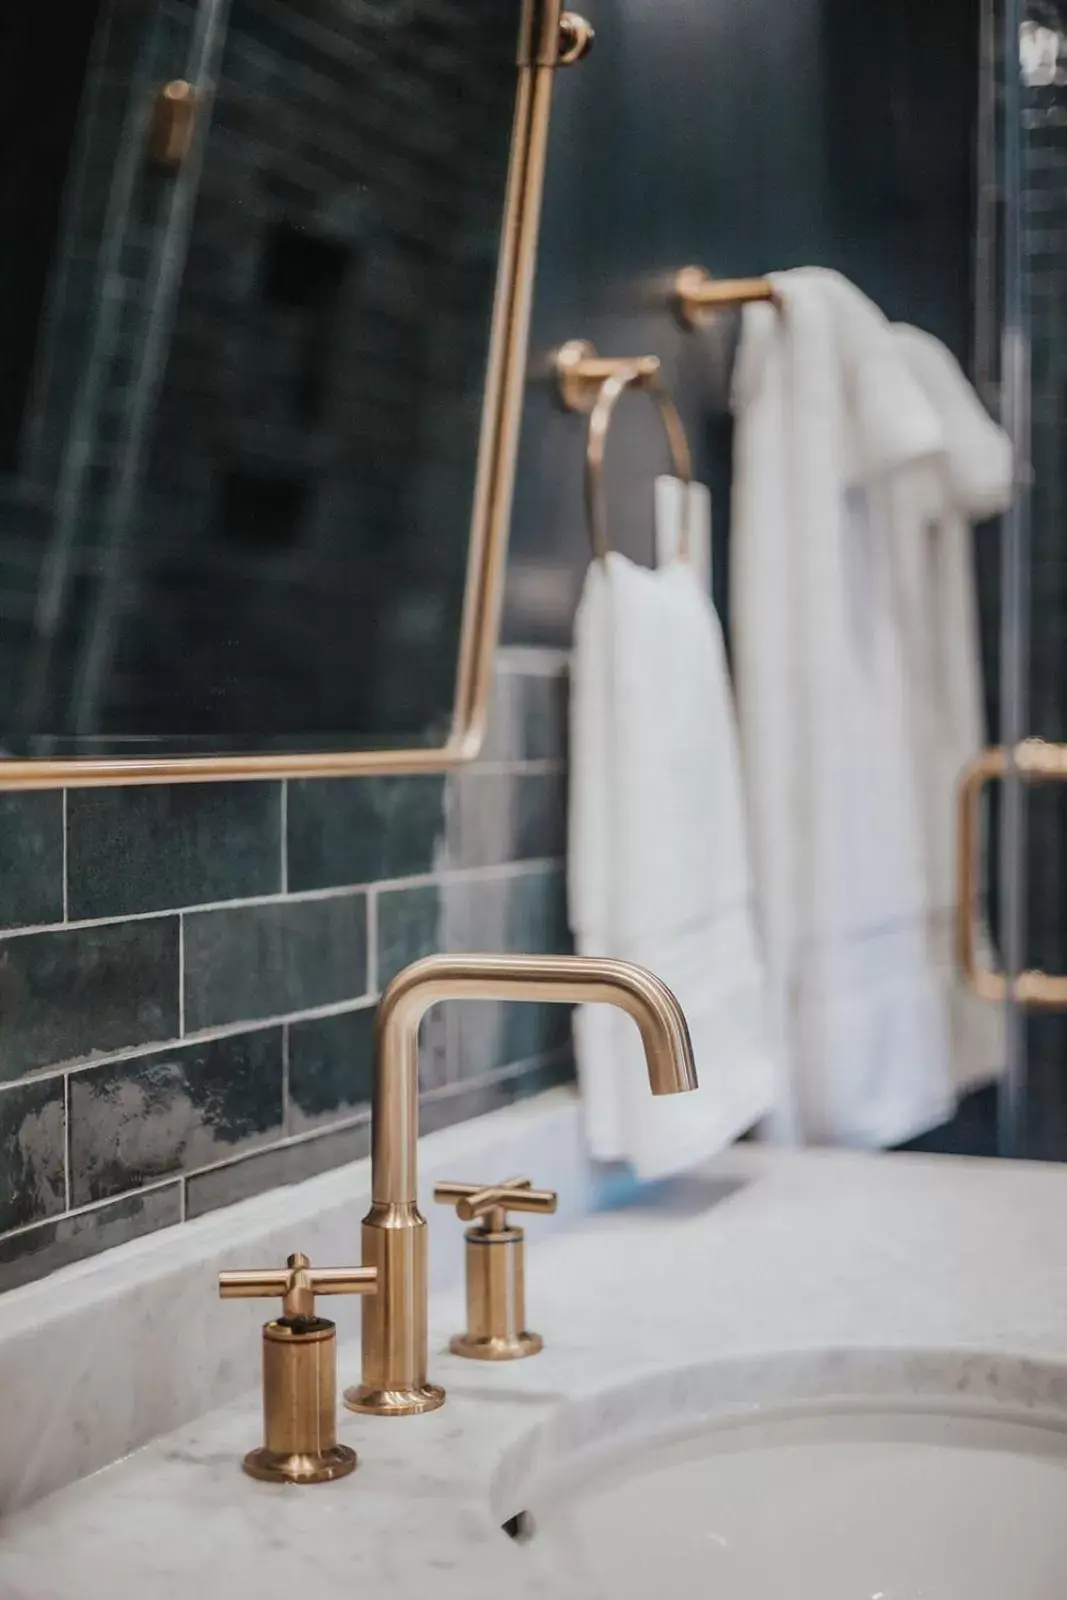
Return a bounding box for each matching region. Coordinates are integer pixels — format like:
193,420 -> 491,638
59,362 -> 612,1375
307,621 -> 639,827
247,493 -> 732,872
493,1349 -> 1067,1599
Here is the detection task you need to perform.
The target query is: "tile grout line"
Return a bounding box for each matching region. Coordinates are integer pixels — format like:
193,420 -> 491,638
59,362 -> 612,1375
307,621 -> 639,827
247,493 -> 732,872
0,854 -> 566,943
61,789 -> 69,924
366,888 -> 378,998
0,1050 -> 574,1250
0,992 -> 383,1094
177,914 -> 185,1038
279,780 -> 288,896
467,759 -> 565,777
62,1073 -> 71,1212
280,1024 -> 290,1138
0,1172 -> 187,1245
421,1043 -> 574,1107
179,1108 -> 375,1185
154,1045 -> 571,1195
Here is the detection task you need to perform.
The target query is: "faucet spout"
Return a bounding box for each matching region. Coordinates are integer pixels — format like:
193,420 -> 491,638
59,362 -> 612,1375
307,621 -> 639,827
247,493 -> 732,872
344,953 -> 697,1417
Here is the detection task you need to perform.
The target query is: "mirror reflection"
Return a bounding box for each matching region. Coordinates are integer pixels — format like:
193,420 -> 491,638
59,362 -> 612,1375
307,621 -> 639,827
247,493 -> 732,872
0,0 -> 520,757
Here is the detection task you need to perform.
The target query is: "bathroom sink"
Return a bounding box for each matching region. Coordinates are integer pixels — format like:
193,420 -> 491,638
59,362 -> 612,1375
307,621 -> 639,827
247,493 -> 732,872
493,1348 -> 1067,1599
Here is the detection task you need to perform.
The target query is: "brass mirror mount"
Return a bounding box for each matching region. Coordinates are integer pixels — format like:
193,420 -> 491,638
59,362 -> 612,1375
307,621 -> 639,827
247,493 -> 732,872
434,1176 -> 558,1360
219,1252 -> 377,1484
146,80 -> 198,172
558,12 -> 596,64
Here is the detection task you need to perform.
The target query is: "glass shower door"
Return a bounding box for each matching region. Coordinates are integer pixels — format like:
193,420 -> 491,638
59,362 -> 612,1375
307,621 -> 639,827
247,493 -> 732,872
8,0 -> 230,746
973,0 -> 1067,1157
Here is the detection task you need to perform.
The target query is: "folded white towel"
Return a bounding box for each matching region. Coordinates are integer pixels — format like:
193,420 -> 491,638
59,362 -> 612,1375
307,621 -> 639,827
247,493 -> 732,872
568,552 -> 775,1179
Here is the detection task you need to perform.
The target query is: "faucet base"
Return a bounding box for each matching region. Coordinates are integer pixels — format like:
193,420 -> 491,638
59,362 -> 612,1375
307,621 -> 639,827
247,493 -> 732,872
242,1444 -> 357,1484
449,1330 -> 543,1361
343,1382 -> 446,1417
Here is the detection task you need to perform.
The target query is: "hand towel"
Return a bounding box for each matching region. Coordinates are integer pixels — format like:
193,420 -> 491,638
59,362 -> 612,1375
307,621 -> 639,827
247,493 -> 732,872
730,267 -> 958,1147
568,551 -> 775,1179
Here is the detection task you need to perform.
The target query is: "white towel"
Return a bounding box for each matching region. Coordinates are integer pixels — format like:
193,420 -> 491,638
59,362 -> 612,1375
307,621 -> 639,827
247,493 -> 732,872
730,267 -> 1003,1148
886,325 -> 1012,1097
568,551 -> 775,1179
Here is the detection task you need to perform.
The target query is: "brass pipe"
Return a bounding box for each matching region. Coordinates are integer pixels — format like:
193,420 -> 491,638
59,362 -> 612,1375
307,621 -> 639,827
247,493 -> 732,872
344,953 -> 698,1416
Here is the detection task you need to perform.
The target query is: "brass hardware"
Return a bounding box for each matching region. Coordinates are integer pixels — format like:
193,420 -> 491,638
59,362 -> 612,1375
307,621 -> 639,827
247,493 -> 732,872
957,738 -> 1067,1008
553,340 -> 693,561
0,0 -> 590,792
434,1176 -> 558,1360
557,13 -> 596,64
673,265 -> 778,329
554,339 -> 662,413
146,81 -> 198,171
344,953 -> 697,1417
219,1251 -> 377,1484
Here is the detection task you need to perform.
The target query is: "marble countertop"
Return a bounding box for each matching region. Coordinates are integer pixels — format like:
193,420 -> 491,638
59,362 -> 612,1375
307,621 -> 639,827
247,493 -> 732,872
5,1142 -> 1067,1599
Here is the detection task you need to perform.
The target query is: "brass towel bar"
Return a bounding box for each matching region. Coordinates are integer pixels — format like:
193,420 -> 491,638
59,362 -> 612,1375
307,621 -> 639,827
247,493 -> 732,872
553,339 -> 692,561
674,265 -> 778,328
957,738 -> 1067,1009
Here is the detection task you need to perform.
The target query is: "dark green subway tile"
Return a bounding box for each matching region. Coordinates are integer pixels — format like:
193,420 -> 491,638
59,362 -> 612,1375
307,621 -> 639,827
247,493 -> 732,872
377,866 -> 571,1082
0,1077 -> 66,1233
443,770 -> 566,869
287,775 -> 446,892
448,868 -> 570,1078
66,783 -> 282,919
0,793 -> 64,932
185,1121 -> 371,1219
0,1184 -> 182,1293
377,866 -> 569,990
376,882 -> 442,989
287,1007 -> 375,1133
505,865 -> 570,952
456,999 -> 573,1083
183,893 -> 367,1031
419,1080 -> 504,1138
445,865 -> 570,955
69,1029 -> 284,1205
481,661 -> 568,763
419,1051 -> 573,1138
0,917 -> 179,1078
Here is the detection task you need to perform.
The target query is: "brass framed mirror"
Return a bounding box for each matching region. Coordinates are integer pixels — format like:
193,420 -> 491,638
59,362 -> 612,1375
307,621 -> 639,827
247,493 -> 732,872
0,0 -> 588,787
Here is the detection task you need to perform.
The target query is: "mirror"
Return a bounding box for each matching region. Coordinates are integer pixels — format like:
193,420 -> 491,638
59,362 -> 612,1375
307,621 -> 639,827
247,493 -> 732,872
0,0 -> 575,783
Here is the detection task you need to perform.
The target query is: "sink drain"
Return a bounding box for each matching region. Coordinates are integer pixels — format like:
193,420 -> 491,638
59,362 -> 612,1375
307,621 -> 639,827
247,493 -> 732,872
501,1510 -> 536,1544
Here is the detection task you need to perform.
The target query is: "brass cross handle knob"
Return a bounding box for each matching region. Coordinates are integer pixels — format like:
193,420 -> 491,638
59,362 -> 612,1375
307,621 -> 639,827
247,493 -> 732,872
218,1252 -> 377,1485
219,1250 -> 377,1318
433,1179 -> 556,1361
434,1176 -> 558,1231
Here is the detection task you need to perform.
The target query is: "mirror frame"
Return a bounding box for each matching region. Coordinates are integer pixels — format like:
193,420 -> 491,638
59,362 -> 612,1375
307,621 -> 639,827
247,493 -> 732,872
0,0 -> 579,790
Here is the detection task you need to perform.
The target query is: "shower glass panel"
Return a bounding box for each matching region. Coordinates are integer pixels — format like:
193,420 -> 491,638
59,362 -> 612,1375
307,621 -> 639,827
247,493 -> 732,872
978,0 -> 1067,1156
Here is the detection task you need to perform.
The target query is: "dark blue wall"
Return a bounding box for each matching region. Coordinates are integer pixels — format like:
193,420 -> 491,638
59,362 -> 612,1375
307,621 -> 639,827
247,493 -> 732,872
505,0 -> 979,645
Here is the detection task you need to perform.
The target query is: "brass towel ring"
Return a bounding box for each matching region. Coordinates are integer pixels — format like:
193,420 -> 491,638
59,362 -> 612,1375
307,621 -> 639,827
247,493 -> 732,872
586,367 -> 692,561
553,340 -> 693,562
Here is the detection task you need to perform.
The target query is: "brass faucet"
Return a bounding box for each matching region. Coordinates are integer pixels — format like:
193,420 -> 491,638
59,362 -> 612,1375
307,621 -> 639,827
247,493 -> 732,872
343,953 -> 698,1417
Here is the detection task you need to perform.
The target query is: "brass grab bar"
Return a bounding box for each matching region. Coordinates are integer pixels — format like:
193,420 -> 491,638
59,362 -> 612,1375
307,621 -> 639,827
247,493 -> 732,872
957,738 -> 1067,1008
